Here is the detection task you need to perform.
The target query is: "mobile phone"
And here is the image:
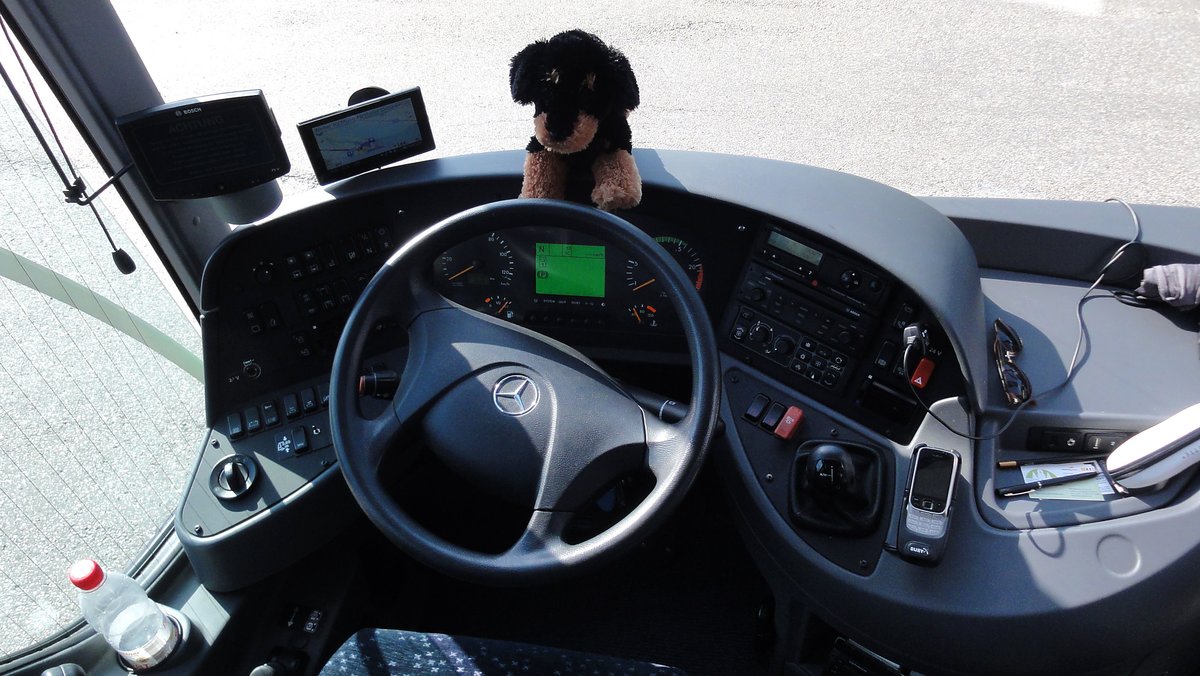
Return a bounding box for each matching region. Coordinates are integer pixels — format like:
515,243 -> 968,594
898,445 -> 961,565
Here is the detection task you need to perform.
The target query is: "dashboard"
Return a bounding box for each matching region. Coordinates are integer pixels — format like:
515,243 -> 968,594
172,150 -> 1200,676
182,177 -> 965,581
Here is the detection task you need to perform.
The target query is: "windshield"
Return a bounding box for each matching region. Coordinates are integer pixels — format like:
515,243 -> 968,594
112,1 -> 1198,206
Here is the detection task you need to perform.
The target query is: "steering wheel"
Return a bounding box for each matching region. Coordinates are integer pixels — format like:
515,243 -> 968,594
330,199 -> 719,585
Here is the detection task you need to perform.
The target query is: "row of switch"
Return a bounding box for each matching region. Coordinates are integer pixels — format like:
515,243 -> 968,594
744,393 -> 805,441
1029,427 -> 1130,453
227,383 -> 329,439
281,227 -> 395,282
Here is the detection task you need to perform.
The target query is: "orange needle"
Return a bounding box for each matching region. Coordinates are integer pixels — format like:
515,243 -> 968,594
447,264 -> 475,281
496,301 -> 510,315
631,307 -> 642,324
631,277 -> 657,292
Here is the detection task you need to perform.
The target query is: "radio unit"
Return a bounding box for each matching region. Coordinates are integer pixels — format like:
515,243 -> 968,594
728,228 -> 893,404
756,227 -> 891,313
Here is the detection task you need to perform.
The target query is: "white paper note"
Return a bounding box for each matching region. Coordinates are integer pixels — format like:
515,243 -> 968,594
1022,461 -> 1114,501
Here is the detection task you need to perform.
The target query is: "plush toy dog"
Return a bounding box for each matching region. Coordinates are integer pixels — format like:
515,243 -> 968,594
510,30 -> 642,211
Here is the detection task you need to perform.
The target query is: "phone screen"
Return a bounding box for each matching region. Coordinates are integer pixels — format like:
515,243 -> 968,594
910,450 -> 954,512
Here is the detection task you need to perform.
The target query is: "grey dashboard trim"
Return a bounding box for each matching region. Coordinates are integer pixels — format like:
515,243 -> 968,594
924,196 -> 1200,282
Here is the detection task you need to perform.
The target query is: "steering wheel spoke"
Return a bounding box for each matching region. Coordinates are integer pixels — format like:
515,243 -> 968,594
352,407 -> 404,470
502,509 -> 572,561
643,412 -> 688,480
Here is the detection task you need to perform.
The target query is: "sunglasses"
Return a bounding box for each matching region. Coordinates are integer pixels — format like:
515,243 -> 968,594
993,318 -> 1033,408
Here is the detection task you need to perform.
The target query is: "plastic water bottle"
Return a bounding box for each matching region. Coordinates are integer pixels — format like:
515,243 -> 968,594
68,559 -> 180,670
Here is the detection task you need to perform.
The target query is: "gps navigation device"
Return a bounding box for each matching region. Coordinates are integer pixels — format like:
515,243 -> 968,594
297,87 -> 435,185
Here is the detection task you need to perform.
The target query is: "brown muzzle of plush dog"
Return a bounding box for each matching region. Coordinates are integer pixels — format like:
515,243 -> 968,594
534,112 -> 598,154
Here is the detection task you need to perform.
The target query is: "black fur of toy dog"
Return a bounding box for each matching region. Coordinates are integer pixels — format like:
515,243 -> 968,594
510,30 -> 642,211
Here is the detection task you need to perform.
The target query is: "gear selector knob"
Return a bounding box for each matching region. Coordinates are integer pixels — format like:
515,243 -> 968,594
804,443 -> 857,494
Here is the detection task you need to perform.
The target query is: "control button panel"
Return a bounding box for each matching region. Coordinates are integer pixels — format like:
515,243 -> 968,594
185,380 -> 340,538
212,222 -> 402,416
735,264 -> 870,356
725,226 -> 963,444
223,382 -> 331,444
730,305 -> 853,394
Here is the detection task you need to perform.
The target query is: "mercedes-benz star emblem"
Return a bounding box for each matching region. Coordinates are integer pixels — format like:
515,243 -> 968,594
492,374 -> 540,416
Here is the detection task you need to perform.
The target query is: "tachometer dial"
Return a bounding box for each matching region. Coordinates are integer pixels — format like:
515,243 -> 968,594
624,236 -> 705,296
437,232 -> 515,289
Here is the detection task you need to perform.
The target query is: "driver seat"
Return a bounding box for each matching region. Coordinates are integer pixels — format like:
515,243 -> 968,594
320,628 -> 686,675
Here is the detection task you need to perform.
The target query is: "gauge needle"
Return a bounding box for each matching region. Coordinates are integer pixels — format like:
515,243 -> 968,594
495,301 -> 510,315
631,307 -> 642,324
447,264 -> 475,281
631,278 -> 657,292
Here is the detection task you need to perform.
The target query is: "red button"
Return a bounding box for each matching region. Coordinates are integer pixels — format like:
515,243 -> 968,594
910,357 -> 936,389
773,406 -> 805,440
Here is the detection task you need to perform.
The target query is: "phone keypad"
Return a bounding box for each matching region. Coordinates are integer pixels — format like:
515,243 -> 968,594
906,509 -> 947,538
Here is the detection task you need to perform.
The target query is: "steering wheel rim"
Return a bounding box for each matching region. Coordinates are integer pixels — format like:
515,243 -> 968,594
330,199 -> 720,585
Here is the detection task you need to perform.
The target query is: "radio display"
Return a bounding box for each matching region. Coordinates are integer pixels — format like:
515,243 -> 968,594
768,231 -> 823,267
535,243 -> 606,298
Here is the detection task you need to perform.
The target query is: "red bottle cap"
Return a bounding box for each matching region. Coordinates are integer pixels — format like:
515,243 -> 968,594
68,559 -> 106,591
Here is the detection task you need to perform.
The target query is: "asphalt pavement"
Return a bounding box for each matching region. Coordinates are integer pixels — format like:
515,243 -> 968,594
114,0 -> 1200,206
1,0 -> 1198,657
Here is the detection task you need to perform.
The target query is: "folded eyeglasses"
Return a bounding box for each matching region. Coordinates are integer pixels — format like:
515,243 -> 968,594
993,318 -> 1033,408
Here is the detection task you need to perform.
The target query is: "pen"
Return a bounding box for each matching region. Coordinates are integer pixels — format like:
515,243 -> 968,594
996,454 -> 1106,469
995,468 -> 1100,498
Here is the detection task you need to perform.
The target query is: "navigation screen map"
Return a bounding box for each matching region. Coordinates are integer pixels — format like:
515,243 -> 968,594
312,98 -> 422,170
535,243 -> 606,298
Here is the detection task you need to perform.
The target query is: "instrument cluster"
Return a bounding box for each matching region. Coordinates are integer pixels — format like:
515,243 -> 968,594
433,226 -> 706,334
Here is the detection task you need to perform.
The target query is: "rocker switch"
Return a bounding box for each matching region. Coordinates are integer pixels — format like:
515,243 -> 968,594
745,394 -> 771,422
773,406 -> 805,440
761,403 -> 786,429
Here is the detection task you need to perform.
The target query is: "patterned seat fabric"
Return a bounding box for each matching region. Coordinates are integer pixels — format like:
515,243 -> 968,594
320,628 -> 687,676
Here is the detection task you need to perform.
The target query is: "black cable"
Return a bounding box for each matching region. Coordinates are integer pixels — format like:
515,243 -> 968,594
906,197 -> 1144,442
1,20 -> 76,179
1111,289 -> 1156,308
0,19 -> 135,273
903,342 -> 1037,441
0,27 -> 70,187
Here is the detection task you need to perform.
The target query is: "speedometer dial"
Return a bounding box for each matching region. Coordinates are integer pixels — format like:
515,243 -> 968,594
624,236 -> 705,296
437,232 -> 515,289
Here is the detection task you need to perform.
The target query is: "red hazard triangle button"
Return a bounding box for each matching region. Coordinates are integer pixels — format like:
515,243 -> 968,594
910,357 -> 936,389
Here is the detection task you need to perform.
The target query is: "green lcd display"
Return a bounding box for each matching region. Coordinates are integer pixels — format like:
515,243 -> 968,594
534,243 -> 606,297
